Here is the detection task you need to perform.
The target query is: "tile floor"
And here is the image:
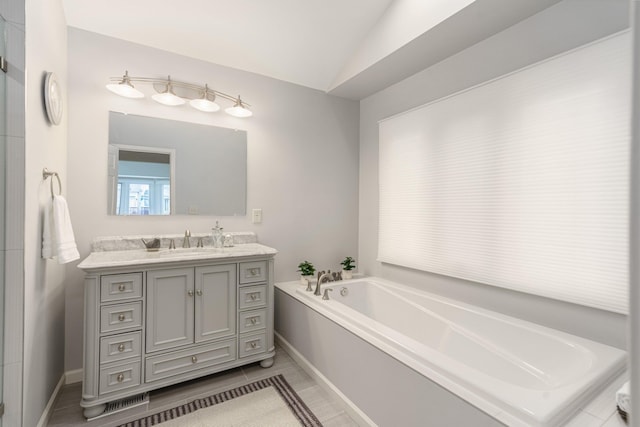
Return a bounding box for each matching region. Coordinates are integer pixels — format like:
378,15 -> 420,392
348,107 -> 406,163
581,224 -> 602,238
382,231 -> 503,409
47,345 -> 359,427
564,371 -> 629,427
45,342 -> 630,427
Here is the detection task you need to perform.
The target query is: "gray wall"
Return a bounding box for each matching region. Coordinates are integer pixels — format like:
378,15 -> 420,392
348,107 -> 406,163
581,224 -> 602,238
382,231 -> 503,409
359,0 -> 630,349
23,0 -> 68,426
65,28 -> 360,371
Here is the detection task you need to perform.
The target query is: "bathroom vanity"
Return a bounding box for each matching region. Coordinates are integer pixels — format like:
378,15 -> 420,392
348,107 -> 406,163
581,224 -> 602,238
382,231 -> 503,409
77,234 -> 277,419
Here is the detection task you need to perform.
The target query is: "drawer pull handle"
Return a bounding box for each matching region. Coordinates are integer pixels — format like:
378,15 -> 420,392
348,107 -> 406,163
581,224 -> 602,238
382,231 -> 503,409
250,317 -> 257,325
118,283 -> 125,292
116,374 -> 124,383
188,289 -> 194,297
249,268 -> 259,276
118,313 -> 125,322
118,344 -> 125,352
191,356 -> 198,364
250,341 -> 257,349
249,293 -> 258,301
196,289 -> 202,296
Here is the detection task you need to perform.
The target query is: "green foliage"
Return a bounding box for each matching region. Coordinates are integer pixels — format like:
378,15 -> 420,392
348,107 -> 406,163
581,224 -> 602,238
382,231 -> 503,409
341,256 -> 356,271
297,260 -> 316,276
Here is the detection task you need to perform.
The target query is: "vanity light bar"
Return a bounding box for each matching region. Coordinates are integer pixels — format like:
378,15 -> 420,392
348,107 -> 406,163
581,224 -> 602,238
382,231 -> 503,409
106,71 -> 253,118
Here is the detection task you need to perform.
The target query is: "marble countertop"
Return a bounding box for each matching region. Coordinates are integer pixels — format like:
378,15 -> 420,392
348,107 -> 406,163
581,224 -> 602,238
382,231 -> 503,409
78,243 -> 278,271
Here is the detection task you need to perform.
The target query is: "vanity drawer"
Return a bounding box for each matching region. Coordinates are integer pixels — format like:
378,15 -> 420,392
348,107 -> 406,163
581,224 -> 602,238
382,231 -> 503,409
99,361 -> 141,395
100,302 -> 143,334
239,333 -> 266,358
239,309 -> 267,334
145,339 -> 237,383
238,285 -> 267,310
101,273 -> 143,303
239,261 -> 267,284
100,331 -> 142,365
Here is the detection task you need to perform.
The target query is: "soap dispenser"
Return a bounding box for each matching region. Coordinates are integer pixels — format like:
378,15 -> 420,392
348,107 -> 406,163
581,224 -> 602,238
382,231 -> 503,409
212,221 -> 224,248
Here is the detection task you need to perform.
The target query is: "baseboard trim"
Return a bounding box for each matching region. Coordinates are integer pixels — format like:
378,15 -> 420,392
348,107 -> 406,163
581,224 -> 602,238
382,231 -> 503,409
65,368 -> 83,384
36,374 -> 65,427
275,332 -> 377,427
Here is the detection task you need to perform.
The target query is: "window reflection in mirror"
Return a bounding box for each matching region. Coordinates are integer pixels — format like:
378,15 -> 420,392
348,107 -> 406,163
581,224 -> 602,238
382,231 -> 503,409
113,148 -> 174,215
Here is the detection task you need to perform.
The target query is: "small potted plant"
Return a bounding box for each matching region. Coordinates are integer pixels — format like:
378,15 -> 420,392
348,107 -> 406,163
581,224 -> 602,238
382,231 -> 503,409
340,256 -> 356,280
297,261 -> 316,285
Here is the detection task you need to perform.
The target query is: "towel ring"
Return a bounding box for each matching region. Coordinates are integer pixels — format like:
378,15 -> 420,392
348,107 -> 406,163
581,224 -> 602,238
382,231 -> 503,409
42,168 -> 62,199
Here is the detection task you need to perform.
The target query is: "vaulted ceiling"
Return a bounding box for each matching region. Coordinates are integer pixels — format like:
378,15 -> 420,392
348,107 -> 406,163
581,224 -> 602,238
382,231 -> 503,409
62,0 -> 565,99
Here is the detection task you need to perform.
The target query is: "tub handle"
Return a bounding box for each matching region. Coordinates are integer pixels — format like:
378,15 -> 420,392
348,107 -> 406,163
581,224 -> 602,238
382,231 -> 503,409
322,288 -> 333,300
340,287 -> 348,297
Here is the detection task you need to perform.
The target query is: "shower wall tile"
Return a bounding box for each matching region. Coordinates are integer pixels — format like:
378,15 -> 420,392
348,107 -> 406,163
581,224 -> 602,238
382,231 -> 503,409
2,360 -> 23,427
0,0 -> 25,26
3,249 -> 23,365
0,257 -> 4,360
1,3 -> 25,426
5,22 -> 25,139
0,68 -> 5,138
5,136 -> 24,251
0,136 -> 5,252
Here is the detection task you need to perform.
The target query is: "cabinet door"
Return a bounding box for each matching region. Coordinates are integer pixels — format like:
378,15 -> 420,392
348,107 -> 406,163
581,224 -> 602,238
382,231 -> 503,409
195,265 -> 237,343
146,268 -> 195,352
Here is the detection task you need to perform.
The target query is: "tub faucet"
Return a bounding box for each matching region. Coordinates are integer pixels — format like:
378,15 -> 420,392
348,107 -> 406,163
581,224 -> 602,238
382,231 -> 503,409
315,272 -> 333,296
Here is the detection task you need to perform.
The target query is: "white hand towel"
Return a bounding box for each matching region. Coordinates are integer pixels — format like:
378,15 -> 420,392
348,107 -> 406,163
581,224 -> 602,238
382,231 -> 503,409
42,195 -> 80,264
617,380 -> 630,414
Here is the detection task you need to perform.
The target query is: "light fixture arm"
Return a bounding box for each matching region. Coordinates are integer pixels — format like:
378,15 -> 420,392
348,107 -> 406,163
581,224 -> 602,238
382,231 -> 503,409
107,73 -> 251,107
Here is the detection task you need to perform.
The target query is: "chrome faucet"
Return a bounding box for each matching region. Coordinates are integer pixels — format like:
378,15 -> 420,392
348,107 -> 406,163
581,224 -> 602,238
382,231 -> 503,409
183,229 -> 191,248
314,272 -> 333,296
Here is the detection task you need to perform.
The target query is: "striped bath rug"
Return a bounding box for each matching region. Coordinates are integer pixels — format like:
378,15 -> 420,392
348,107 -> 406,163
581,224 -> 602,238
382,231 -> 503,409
118,374 -> 322,427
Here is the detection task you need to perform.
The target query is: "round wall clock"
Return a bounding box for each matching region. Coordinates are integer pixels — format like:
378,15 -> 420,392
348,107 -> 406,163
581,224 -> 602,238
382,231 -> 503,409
44,72 -> 63,125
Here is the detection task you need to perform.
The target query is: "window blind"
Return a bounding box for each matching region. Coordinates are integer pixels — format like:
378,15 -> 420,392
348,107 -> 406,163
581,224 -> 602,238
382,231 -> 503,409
378,32 -> 630,314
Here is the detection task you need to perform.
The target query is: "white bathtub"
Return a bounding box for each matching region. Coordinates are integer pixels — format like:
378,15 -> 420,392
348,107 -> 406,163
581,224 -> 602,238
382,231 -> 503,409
277,277 -> 626,426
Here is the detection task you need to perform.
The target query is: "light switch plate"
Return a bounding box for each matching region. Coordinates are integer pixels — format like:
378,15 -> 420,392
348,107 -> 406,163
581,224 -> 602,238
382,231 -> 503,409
252,208 -> 262,224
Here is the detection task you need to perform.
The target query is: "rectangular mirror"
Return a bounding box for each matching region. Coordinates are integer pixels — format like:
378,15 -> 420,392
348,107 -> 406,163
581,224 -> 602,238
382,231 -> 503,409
108,111 -> 247,216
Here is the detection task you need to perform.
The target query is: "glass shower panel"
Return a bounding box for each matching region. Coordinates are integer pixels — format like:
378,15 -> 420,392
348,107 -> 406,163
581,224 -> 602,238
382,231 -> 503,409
0,13 -> 6,425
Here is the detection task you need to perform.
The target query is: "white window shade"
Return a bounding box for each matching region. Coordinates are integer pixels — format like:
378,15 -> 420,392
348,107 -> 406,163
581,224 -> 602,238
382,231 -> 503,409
378,32 -> 630,314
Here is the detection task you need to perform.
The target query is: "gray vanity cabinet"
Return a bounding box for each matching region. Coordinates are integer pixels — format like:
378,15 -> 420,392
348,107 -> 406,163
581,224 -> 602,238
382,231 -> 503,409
195,265 -> 237,343
146,267 -> 195,352
146,265 -> 236,353
78,250 -> 275,419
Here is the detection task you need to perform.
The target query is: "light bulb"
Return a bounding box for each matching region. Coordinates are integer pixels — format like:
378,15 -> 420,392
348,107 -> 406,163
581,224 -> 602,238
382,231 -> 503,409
225,96 -> 253,118
190,98 -> 220,112
106,71 -> 144,98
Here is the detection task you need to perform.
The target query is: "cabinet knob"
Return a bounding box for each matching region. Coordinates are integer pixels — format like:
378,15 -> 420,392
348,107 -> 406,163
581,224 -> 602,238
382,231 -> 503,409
118,283 -> 125,292
196,289 -> 203,296
250,341 -> 257,349
118,313 -> 125,322
191,355 -> 198,364
116,374 -> 124,383
250,317 -> 257,325
188,289 -> 194,297
118,344 -> 125,352
249,268 -> 259,276
249,293 -> 257,301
